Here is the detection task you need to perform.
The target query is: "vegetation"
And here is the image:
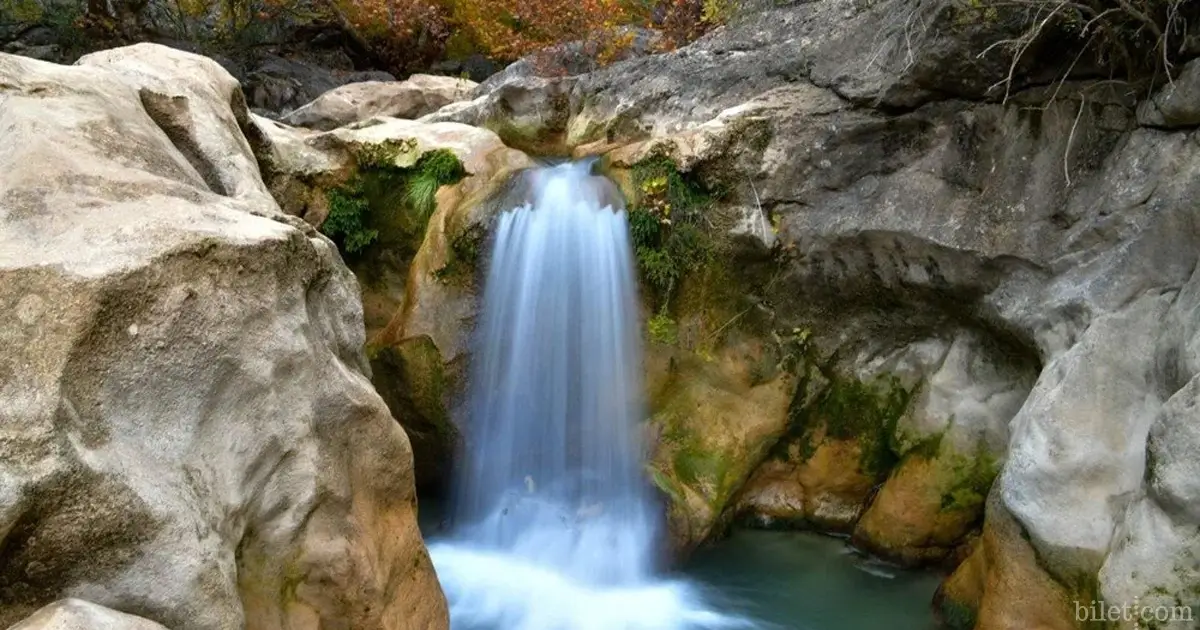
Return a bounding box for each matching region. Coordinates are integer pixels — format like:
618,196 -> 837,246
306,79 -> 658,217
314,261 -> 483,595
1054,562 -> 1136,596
2,0 -> 741,72
321,147 -> 464,257
627,153 -> 727,343
781,374 -> 915,476
939,597 -> 978,630
433,223 -> 487,285
940,451 -> 1000,512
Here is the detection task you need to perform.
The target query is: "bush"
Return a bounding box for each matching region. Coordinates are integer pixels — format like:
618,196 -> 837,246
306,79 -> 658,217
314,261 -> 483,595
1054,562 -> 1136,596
321,147 -> 465,257
628,154 -> 721,302
323,183 -> 379,254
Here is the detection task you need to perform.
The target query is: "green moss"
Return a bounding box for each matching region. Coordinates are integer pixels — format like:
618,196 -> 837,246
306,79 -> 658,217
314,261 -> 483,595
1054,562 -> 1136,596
651,468 -> 686,504
656,410 -> 737,510
940,597 -> 978,630
940,451 -> 1000,513
670,441 -> 734,508
781,374 -> 914,476
321,147 -> 464,259
628,153 -> 725,311
899,431 -> 945,461
434,223 -> 487,286
647,312 -> 679,345
323,183 -> 378,254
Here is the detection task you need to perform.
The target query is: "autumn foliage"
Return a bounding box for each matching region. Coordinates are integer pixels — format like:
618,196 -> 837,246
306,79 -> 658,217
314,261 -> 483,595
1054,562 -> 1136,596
332,0 -> 726,71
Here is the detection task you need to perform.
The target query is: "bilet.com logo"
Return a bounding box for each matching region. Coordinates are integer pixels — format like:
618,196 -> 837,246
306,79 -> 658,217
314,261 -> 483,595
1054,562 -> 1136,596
1076,598 -> 1195,627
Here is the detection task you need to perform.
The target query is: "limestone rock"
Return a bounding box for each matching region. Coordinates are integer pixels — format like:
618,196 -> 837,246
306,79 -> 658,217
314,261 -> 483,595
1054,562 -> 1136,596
644,339 -> 797,552
736,429 -> 877,533
1137,58 -> 1200,128
283,75 -> 478,131
9,600 -> 169,630
937,496 -> 1076,630
0,45 -> 447,630
516,0 -> 1200,620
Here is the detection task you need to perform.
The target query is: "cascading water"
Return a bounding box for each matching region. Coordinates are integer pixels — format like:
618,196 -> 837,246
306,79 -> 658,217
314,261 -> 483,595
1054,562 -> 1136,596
428,161 -> 745,630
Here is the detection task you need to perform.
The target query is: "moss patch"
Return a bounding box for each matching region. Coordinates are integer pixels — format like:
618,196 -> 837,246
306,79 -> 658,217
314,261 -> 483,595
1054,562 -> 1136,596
628,153 -> 725,307
320,147 -> 465,258
433,222 -> 488,286
781,374 -> 915,476
939,596 -> 978,630
939,451 -> 1001,513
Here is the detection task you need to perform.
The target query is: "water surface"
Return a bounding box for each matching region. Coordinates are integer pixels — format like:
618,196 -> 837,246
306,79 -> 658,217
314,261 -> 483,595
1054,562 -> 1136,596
682,529 -> 941,630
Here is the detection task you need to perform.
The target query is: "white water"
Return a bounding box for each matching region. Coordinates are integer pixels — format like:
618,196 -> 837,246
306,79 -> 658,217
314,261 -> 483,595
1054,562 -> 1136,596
429,161 -> 746,630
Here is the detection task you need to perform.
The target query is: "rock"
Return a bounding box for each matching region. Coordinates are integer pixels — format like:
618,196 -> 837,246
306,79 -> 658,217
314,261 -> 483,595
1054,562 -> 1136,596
251,114 -> 533,345
851,332 -> 1034,565
9,600 -> 169,630
463,0 -> 1200,621
247,113 -> 353,225
473,28 -> 663,97
736,427 -> 878,532
422,75 -> 575,154
369,336 -> 458,492
242,53 -> 396,115
0,45 -> 447,630
283,75 -> 477,131
937,495 -> 1076,630
1137,58 -> 1200,128
645,341 -> 797,552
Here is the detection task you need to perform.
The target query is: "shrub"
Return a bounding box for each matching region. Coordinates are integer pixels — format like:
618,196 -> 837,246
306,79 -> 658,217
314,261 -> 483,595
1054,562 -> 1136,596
323,183 -> 379,254
321,147 -> 464,257
628,154 -> 721,303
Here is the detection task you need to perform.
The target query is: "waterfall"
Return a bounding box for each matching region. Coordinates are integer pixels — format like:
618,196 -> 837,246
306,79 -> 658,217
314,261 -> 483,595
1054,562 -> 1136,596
427,161 -> 745,630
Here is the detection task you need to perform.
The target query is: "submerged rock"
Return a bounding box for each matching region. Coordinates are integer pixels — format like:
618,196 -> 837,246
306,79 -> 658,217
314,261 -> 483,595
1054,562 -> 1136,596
0,44 -> 447,630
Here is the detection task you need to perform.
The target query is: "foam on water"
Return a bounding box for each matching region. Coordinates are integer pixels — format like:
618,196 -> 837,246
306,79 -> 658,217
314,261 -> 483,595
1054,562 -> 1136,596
429,160 -> 746,629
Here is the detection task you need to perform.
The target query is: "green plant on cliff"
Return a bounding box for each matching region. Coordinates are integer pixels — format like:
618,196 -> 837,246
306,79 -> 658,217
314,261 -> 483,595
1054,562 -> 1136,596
405,149 -> 464,222
321,147 -> 464,257
647,311 -> 679,345
323,183 -> 378,254
433,223 -> 487,286
628,153 -> 728,343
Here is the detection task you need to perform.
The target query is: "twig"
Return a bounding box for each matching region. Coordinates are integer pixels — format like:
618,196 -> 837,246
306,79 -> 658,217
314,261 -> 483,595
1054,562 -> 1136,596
1064,95 -> 1085,188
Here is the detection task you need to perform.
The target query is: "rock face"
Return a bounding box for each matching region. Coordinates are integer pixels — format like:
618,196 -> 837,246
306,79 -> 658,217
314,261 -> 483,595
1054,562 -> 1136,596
0,44 -> 447,630
282,75 -> 478,131
410,0 -> 1200,625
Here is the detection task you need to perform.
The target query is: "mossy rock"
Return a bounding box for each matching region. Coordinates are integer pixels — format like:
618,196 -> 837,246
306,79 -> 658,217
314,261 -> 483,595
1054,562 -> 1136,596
644,342 -> 797,552
369,336 -> 458,492
782,373 -> 915,477
851,445 -> 1000,566
320,148 -> 465,259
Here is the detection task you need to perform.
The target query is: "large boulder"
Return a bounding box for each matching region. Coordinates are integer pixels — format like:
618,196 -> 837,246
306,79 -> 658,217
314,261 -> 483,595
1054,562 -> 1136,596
282,75 -> 477,131
0,44 -> 447,630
